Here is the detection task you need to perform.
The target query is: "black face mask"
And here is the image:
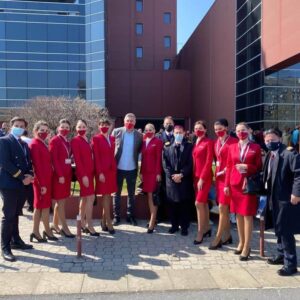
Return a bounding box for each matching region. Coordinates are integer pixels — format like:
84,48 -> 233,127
266,141 -> 281,151
165,125 -> 174,133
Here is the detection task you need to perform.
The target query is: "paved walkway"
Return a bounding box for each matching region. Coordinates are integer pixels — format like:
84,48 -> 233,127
1,210 -> 300,296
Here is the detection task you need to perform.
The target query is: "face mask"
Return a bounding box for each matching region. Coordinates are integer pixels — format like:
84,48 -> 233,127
266,141 -> 281,151
195,129 -> 205,138
11,126 -> 24,137
38,132 -> 48,141
237,131 -> 248,140
77,130 -> 86,136
175,134 -> 184,144
59,129 -> 70,137
165,125 -> 174,133
125,123 -> 134,130
216,130 -> 226,138
145,132 -> 154,139
100,126 -> 109,134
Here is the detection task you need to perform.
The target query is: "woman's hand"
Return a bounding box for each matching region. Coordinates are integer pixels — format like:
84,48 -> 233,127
235,163 -> 247,174
82,176 -> 89,188
41,187 -> 47,195
224,187 -> 230,196
99,173 -> 105,183
197,178 -> 204,191
58,176 -> 65,184
156,174 -> 161,182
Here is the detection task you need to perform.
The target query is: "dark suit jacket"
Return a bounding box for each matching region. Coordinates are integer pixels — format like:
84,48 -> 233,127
112,127 -> 143,168
0,134 -> 33,189
157,131 -> 175,146
162,140 -> 193,203
263,144 -> 300,235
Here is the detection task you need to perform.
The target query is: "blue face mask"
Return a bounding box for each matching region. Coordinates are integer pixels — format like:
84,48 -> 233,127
11,126 -> 25,137
175,134 -> 184,144
266,141 -> 281,151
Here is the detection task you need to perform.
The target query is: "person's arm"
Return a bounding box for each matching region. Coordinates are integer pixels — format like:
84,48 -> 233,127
245,145 -> 262,176
290,152 -> 300,198
225,146 -> 233,187
71,138 -> 86,179
180,144 -> 193,177
30,143 -> 46,186
156,140 -> 163,176
49,138 -> 64,177
91,136 -> 104,175
162,148 -> 174,178
200,140 -> 213,181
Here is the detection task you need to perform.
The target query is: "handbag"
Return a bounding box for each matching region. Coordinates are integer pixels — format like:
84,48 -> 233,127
243,172 -> 264,195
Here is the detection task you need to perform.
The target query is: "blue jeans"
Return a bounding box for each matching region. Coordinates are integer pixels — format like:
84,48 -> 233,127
113,169 -> 137,218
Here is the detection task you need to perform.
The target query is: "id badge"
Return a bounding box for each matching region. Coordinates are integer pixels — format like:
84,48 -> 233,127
216,161 -> 220,167
65,158 -> 71,165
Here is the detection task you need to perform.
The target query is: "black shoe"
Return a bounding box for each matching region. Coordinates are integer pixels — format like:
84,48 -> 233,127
81,227 -> 88,233
108,228 -> 116,235
43,231 -> 58,241
277,267 -> 298,276
239,248 -> 251,261
222,236 -> 233,245
203,229 -> 212,238
50,225 -> 60,234
101,222 -> 108,232
234,249 -> 243,255
209,240 -> 223,250
85,228 -> 100,237
60,230 -> 75,238
27,207 -> 34,213
267,255 -> 284,265
193,237 -> 203,245
113,217 -> 121,226
181,229 -> 188,236
126,216 -> 138,226
168,227 -> 179,234
11,240 -> 33,250
30,233 -> 47,243
2,250 -> 16,262
147,228 -> 154,234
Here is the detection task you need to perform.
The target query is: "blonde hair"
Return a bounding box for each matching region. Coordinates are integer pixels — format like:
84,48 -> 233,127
145,123 -> 155,132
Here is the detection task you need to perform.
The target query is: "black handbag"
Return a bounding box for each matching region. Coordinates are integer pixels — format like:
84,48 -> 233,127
243,172 -> 264,195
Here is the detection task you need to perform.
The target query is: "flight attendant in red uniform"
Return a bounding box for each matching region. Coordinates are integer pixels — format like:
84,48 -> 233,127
92,118 -> 117,234
224,122 -> 262,260
49,119 -> 74,238
29,120 -> 58,243
71,119 -> 98,236
140,123 -> 163,233
192,120 -> 214,245
209,119 -> 237,250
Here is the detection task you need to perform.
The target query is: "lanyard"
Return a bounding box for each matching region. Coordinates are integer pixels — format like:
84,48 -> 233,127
216,136 -> 229,158
239,142 -> 250,163
59,135 -> 70,158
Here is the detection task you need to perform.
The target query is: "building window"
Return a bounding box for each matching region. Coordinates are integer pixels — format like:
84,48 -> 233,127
163,59 -> 171,70
135,23 -> 143,35
164,36 -> 171,48
136,0 -> 143,12
136,47 -> 143,58
163,12 -> 171,24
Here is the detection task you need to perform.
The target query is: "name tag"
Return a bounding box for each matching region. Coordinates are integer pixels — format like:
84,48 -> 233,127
65,159 -> 72,165
216,161 -> 220,167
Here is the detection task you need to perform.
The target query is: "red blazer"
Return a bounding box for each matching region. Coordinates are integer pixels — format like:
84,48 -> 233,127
30,138 -> 53,187
92,134 -> 117,175
141,137 -> 163,175
49,135 -> 72,178
71,135 -> 94,179
214,136 -> 238,180
193,137 -> 214,180
225,142 -> 262,187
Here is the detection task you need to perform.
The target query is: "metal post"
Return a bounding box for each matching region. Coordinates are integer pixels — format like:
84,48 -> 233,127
76,215 -> 82,258
259,216 -> 265,257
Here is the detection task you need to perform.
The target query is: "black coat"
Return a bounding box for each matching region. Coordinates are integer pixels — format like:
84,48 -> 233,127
162,141 -> 193,203
262,144 -> 300,235
157,131 -> 175,146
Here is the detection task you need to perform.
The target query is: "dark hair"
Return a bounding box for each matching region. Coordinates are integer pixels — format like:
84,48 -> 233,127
33,120 -> 49,132
77,119 -> 87,126
214,118 -> 228,127
264,128 -> 282,138
10,116 -> 28,127
98,118 -> 111,125
174,125 -> 184,131
59,119 -> 71,126
194,120 -> 207,129
164,116 -> 173,122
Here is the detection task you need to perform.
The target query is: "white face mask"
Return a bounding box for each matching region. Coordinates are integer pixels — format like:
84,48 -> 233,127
11,126 -> 25,137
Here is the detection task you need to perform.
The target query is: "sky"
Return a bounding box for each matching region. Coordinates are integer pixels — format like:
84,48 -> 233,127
177,0 -> 215,52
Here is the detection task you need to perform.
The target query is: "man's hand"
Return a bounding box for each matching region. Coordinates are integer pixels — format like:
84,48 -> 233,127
58,176 -> 65,184
82,176 -> 89,188
291,194 -> 300,205
172,174 -> 182,183
99,173 -> 105,183
22,176 -> 31,186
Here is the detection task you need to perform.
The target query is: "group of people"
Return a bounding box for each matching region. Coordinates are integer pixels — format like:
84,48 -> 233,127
0,113 -> 300,277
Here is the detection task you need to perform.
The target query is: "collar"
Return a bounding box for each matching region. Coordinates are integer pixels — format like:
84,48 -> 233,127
165,131 -> 173,136
10,133 -> 20,141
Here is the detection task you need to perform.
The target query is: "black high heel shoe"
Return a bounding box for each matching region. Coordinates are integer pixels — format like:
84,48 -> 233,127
203,229 -> 212,238
101,221 -> 108,232
81,227 -> 88,233
43,231 -> 58,241
85,228 -> 100,237
147,228 -> 154,234
30,233 -> 47,243
239,248 -> 251,261
222,235 -> 233,245
208,239 -> 223,250
60,229 -> 75,238
50,225 -> 60,234
193,236 -> 203,245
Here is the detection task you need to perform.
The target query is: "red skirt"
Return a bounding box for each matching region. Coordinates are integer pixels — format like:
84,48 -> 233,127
142,173 -> 157,193
77,173 -> 95,197
215,179 -> 231,206
194,177 -> 212,203
52,174 -> 71,200
95,170 -> 117,195
33,182 -> 52,209
230,185 -> 258,216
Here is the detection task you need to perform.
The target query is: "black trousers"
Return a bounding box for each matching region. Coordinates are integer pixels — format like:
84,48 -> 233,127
24,184 -> 34,209
277,235 -> 297,269
168,201 -> 190,231
0,188 -> 25,251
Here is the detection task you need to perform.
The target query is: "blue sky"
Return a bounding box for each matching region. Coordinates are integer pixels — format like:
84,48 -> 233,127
177,0 -> 215,52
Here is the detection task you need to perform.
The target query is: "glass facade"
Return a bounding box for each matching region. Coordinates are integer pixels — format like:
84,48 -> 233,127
0,0 -> 105,108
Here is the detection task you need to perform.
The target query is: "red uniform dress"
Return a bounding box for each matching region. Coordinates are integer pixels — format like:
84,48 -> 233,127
92,134 -> 117,195
141,137 -> 163,193
214,136 -> 238,206
49,135 -> 72,200
71,135 -> 95,197
193,137 -> 214,203
225,142 -> 262,216
29,138 -> 53,209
